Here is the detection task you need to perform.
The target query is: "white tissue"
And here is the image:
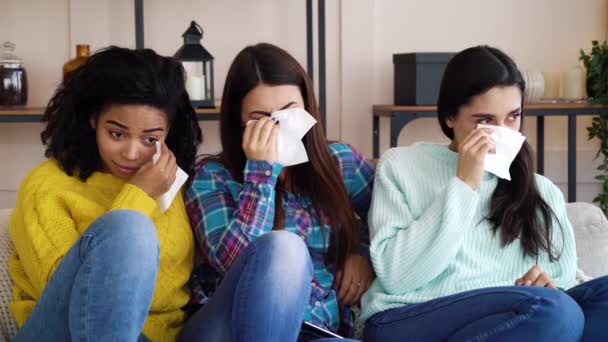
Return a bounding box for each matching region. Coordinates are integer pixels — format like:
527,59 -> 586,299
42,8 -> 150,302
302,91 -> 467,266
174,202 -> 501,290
477,124 -> 526,180
247,108 -> 317,167
153,141 -> 189,212
271,108 -> 317,166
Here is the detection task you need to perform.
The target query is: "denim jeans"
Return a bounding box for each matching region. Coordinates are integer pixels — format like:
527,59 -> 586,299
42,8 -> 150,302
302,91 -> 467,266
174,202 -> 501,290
364,276 -> 608,341
14,210 -> 159,342
179,230 -> 357,342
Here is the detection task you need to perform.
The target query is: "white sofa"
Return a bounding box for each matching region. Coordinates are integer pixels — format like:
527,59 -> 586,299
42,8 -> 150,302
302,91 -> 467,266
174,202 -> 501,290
1,204 -> 608,340
0,209 -> 17,341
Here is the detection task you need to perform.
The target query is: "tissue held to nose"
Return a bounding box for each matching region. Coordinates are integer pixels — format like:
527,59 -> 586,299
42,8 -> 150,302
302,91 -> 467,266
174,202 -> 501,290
477,124 -> 526,180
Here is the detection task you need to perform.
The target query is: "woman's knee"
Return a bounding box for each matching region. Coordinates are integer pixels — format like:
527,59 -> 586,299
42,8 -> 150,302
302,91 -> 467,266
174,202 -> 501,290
255,231 -> 310,260
525,288 -> 584,339
85,209 -> 159,263
252,231 -> 313,282
573,275 -> 608,297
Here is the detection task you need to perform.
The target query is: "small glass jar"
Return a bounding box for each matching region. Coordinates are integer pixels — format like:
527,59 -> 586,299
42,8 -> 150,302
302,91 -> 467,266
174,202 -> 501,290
0,41 -> 28,106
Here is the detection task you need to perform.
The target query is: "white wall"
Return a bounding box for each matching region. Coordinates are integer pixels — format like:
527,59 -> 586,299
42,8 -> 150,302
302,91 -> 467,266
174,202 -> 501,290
1,0 -> 69,207
1,0 -> 607,207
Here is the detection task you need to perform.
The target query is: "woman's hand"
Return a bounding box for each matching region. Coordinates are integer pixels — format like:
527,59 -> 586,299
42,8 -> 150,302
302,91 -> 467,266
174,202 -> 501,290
334,254 -> 375,306
515,265 -> 557,289
129,142 -> 177,199
242,117 -> 279,163
456,128 -> 495,190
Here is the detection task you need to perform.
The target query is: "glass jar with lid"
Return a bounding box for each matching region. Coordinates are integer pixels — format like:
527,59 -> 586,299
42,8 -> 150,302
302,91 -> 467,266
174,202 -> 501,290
0,41 -> 28,106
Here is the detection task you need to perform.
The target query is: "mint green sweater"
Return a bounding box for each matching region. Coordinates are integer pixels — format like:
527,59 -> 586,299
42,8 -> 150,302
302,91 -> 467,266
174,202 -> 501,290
361,143 -> 577,321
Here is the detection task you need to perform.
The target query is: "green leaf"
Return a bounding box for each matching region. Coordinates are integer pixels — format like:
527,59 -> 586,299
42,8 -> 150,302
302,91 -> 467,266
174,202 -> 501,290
584,40 -> 608,215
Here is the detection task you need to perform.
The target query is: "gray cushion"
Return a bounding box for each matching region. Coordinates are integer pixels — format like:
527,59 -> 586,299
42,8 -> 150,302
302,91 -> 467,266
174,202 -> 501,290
0,209 -> 17,340
566,202 -> 608,278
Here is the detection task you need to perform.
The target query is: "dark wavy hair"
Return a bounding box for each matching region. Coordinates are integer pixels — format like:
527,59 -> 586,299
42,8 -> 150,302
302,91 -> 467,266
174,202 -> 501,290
217,43 -> 359,269
437,46 -> 562,260
41,46 -> 202,180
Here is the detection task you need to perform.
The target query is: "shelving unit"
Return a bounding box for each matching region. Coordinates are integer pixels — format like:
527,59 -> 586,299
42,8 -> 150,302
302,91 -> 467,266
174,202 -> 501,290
0,107 -> 220,123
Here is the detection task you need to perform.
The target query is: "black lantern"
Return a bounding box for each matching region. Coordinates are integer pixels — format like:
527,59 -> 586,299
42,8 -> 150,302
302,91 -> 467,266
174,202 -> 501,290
174,21 -> 215,108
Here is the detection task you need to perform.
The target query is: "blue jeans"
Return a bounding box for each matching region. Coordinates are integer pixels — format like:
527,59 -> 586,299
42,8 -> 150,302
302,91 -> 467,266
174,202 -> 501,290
179,231 -> 357,342
365,276 -> 608,341
14,210 -> 159,342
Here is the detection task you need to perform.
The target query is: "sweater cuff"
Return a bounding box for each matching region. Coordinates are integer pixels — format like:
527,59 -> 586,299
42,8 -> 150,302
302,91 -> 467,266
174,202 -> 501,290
244,160 -> 283,186
110,183 -> 158,218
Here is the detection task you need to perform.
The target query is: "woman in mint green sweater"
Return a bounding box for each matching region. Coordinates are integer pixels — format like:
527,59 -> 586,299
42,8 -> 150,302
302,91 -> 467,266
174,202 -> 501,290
362,46 -> 608,341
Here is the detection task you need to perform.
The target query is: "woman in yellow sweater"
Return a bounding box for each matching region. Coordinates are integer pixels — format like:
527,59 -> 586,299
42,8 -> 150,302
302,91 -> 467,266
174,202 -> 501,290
9,46 -> 202,341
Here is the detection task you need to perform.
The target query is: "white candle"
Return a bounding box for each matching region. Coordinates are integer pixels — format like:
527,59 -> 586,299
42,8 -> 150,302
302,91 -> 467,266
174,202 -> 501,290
186,75 -> 206,101
563,66 -> 584,100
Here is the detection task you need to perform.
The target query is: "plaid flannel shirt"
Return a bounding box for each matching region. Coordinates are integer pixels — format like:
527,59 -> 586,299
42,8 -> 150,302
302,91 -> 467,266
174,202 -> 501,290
185,142 -> 374,336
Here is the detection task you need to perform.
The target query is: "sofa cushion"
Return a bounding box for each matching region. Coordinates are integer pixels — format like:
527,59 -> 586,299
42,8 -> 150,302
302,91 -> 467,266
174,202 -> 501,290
0,209 -> 17,340
0,204 -> 607,340
566,202 -> 608,278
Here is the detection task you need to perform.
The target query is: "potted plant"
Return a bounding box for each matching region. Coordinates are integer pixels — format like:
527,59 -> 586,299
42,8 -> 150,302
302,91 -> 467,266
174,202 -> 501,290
581,40 -> 608,213
580,40 -> 608,101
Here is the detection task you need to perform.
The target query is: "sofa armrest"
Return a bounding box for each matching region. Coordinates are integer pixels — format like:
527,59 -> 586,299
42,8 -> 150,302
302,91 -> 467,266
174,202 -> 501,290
566,202 -> 608,278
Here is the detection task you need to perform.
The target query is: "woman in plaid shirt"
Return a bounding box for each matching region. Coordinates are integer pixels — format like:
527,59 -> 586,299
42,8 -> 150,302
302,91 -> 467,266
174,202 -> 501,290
179,43 -> 375,342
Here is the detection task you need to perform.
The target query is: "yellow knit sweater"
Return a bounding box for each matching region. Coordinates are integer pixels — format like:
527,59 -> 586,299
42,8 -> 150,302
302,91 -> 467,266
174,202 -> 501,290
9,159 -> 194,341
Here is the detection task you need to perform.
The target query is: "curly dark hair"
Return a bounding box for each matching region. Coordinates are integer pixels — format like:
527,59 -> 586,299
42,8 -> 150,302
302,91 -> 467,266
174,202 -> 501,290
41,46 -> 202,180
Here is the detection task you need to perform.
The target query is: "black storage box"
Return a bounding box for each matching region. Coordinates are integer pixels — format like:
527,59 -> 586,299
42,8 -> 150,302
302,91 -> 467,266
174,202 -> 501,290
393,52 -> 455,105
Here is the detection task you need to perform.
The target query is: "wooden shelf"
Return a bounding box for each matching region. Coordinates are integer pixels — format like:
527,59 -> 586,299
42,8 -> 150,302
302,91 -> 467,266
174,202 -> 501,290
373,102 -> 608,117
0,107 -> 46,116
0,106 -> 220,122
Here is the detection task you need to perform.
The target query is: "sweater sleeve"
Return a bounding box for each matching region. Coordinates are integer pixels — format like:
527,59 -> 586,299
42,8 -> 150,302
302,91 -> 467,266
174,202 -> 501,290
369,154 -> 480,294
8,191 -> 80,326
110,183 -> 158,218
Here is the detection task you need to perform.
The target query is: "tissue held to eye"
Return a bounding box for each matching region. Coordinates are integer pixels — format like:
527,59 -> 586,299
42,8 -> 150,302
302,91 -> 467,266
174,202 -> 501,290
271,108 -> 317,167
242,117 -> 280,164
152,141 -> 189,212
244,108 -> 317,167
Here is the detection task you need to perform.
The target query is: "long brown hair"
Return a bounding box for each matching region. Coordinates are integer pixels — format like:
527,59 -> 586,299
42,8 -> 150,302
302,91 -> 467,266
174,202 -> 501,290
217,43 -> 358,268
437,46 -> 562,260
